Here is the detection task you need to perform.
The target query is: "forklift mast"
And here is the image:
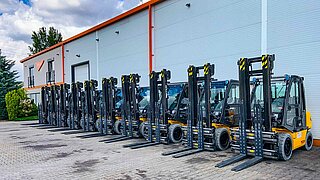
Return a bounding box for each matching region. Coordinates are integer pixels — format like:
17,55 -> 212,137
149,69 -> 171,142
120,74 -> 141,137
101,77 -> 118,134
187,63 -> 215,148
239,54 -> 274,157
216,54 -> 275,171
40,86 -> 48,124
239,55 -> 274,132
89,79 -> 98,118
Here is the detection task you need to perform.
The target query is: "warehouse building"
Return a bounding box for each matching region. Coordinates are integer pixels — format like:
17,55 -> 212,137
20,0 -> 320,142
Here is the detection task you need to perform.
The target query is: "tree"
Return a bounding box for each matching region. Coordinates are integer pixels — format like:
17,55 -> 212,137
0,50 -> 22,120
28,27 -> 63,55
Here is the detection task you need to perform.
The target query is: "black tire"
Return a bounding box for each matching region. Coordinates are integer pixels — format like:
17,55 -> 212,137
139,122 -> 148,139
303,131 -> 313,151
113,120 -> 122,135
168,124 -> 183,143
95,119 -> 102,132
80,118 -> 84,129
88,117 -> 95,131
215,128 -> 230,151
278,133 -> 293,161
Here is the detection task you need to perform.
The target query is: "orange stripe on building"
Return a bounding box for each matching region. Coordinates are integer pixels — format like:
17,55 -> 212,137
148,5 -> 153,73
24,82 -> 64,91
61,44 -> 65,83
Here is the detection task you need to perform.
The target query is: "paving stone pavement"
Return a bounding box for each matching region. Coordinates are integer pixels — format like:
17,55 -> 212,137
0,121 -> 319,180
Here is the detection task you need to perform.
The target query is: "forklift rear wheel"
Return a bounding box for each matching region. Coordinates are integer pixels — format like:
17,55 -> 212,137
95,119 -> 102,131
278,133 -> 293,161
168,124 -> 183,143
215,128 -> 230,151
113,120 -> 122,135
304,131 -> 313,151
139,122 -> 148,139
67,119 -> 71,128
75,122 -> 82,129
80,119 -> 84,129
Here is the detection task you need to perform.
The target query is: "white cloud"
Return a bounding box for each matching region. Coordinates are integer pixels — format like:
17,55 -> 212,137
0,0 -> 146,80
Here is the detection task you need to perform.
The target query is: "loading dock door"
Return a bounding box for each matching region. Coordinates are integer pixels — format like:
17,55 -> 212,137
72,62 -> 89,83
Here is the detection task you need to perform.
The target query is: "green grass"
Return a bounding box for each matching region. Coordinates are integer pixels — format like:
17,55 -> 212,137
14,115 -> 39,121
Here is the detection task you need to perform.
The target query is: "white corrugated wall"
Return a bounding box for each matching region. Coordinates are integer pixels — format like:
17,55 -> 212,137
267,0 -> 320,138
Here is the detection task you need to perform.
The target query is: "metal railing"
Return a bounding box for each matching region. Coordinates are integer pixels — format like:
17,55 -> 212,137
46,70 -> 55,84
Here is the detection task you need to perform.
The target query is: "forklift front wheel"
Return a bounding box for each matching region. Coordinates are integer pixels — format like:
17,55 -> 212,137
303,131 -> 313,151
139,122 -> 148,139
215,128 -> 230,151
278,133 -> 293,161
168,124 -> 183,143
113,120 -> 122,135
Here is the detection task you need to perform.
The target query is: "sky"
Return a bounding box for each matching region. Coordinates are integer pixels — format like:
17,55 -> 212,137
0,0 -> 148,80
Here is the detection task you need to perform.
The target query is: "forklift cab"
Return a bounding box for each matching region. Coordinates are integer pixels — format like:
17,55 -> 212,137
137,87 -> 150,115
251,75 -> 310,133
168,83 -> 189,123
207,80 -> 240,127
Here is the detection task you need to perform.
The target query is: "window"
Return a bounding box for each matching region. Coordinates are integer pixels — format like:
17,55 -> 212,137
286,81 -> 301,127
48,60 -> 54,72
28,66 -> 34,87
46,59 -> 55,83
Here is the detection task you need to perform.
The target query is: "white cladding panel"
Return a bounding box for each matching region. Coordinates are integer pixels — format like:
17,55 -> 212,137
98,10 -> 149,86
267,0 -> 320,138
64,32 -> 97,83
154,0 -> 262,82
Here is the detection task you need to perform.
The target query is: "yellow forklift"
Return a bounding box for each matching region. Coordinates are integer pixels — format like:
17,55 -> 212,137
101,74 -> 149,143
162,63 -> 241,157
123,69 -> 189,149
216,54 -> 313,171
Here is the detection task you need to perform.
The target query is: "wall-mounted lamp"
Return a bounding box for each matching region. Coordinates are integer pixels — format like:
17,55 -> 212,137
66,49 -> 69,52
186,3 -> 191,8
96,38 -> 99,42
76,54 -> 80,58
56,53 -> 60,56
115,31 -> 120,34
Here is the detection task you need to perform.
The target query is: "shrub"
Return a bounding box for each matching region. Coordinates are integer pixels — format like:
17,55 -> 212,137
5,89 -> 37,120
20,99 -> 38,117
